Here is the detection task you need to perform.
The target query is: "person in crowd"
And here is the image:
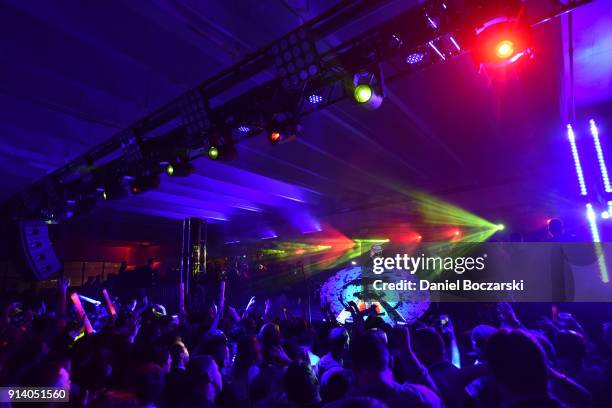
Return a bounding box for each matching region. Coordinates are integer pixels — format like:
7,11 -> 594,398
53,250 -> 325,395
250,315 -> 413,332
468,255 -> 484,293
486,329 -> 563,407
185,355 -> 223,407
342,331 -> 442,408
546,218 -> 566,241
160,340 -> 189,405
317,327 -> 348,377
555,330 -> 609,406
320,367 -> 352,404
134,363 -> 165,408
1,273 -> 611,408
284,360 -> 321,406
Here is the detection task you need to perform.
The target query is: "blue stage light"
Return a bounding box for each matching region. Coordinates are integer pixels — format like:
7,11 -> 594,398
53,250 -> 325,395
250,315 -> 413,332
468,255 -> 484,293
567,124 -> 588,196
428,41 -> 445,60
586,203 -> 601,242
587,203 -> 610,283
406,52 -> 424,65
589,119 -> 611,193
308,94 -> 323,104
237,126 -> 250,133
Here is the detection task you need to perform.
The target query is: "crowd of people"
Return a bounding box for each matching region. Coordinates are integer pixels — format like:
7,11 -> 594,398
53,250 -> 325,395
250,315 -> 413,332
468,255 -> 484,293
0,276 -> 610,408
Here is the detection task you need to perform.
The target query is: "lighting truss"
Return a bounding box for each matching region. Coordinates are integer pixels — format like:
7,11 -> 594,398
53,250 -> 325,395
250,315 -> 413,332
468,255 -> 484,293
3,0 -> 595,221
566,124 -> 588,196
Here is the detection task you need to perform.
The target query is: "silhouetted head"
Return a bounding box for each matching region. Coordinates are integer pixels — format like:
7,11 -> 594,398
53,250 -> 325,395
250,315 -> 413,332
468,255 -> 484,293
350,332 -> 389,374
320,367 -> 352,403
548,218 -> 564,238
169,340 -> 189,369
329,327 -> 349,357
134,363 -> 165,405
555,330 -> 587,362
259,322 -> 281,351
412,327 -> 445,367
471,324 -> 497,359
486,329 -> 549,396
284,360 -> 320,405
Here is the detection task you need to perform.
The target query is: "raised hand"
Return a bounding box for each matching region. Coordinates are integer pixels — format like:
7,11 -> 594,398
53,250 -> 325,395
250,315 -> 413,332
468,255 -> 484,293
497,302 -> 521,327
245,296 -> 256,311
227,306 -> 241,322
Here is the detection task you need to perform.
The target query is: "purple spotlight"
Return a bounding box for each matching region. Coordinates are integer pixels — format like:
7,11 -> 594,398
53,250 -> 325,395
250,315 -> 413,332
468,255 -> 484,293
589,119 -> 611,192
308,94 -> 323,104
406,52 -> 425,65
567,124 -> 588,196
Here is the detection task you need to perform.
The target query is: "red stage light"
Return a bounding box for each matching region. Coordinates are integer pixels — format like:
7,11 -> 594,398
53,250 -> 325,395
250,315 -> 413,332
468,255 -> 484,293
495,40 -> 515,60
474,17 -> 532,68
269,131 -> 281,144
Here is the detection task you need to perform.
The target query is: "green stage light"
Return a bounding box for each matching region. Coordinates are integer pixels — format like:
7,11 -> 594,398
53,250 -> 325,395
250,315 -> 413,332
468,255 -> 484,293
208,146 -> 219,160
497,224 -> 505,231
354,84 -> 373,103
165,164 -> 174,176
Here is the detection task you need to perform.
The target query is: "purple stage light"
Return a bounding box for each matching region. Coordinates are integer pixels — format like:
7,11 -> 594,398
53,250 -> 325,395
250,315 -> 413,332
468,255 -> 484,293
237,126 -> 250,133
589,119 -> 611,192
586,203 -> 601,242
406,52 -> 424,65
449,36 -> 461,51
566,124 -> 588,196
586,203 -> 609,283
308,94 -> 323,104
428,41 -> 445,60
426,15 -> 438,29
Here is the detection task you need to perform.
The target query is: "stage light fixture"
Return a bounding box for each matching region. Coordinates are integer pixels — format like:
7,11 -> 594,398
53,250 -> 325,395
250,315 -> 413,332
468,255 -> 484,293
586,203 -> 601,242
495,40 -> 515,59
99,181 -> 128,201
269,131 -> 282,144
566,124 -> 588,196
208,146 -> 219,160
589,119 -> 612,193
406,52 -> 424,65
207,144 -> 237,161
95,187 -> 107,201
207,128 -> 237,161
271,28 -> 321,89
474,17 -> 532,68
601,211 -> 610,220
237,126 -> 251,133
496,224 -> 505,231
308,94 -> 323,104
354,84 -> 373,103
165,161 -> 194,177
352,72 -> 383,110
130,175 -> 160,195
177,89 -> 209,142
266,120 -> 300,145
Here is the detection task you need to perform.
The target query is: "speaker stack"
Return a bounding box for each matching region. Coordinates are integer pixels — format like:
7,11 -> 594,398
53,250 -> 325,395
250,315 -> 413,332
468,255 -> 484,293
19,221 -> 61,281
